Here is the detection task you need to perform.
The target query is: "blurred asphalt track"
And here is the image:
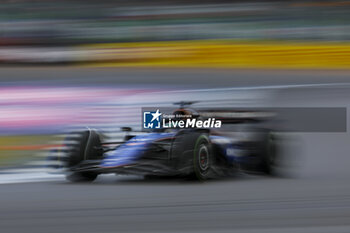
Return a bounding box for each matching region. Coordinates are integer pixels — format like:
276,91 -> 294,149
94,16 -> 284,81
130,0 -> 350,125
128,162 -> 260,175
1,67 -> 350,87
1,67 -> 350,233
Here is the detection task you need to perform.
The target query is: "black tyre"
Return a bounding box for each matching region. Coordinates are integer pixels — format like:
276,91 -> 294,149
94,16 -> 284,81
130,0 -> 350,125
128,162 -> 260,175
66,171 -> 98,183
259,132 -> 278,175
193,134 -> 212,180
64,129 -> 102,182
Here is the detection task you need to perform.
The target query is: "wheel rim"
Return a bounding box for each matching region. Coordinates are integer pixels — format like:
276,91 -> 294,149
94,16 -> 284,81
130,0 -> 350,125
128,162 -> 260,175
198,144 -> 209,171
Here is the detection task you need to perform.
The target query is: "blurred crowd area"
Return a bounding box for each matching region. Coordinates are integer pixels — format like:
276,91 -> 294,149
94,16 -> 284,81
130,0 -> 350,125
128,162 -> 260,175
0,0 -> 350,65
1,0 -> 350,45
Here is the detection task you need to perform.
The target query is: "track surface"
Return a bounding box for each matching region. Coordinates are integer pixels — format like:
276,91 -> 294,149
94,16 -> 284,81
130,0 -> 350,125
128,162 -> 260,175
1,67 -> 350,87
1,67 -> 350,233
1,176 -> 350,233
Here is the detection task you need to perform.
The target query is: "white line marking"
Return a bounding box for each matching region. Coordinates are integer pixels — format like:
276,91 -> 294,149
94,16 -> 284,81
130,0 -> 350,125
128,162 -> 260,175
0,170 -> 64,184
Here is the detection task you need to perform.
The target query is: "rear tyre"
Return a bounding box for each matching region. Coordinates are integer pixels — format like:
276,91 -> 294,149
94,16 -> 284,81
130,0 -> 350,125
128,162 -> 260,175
193,135 -> 212,181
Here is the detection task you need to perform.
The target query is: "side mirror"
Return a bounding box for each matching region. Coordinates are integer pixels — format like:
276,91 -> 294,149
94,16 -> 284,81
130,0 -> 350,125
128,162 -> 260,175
121,127 -> 132,132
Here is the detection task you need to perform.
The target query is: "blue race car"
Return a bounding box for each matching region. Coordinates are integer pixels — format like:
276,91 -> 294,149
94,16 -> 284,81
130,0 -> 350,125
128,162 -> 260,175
59,106 -> 279,182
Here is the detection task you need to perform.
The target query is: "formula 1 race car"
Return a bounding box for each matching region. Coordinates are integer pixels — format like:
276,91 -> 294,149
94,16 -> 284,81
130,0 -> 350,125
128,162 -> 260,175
56,104 -> 280,182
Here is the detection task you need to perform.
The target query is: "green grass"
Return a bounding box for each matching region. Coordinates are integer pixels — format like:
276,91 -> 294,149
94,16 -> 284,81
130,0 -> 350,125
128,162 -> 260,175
0,134 -> 58,167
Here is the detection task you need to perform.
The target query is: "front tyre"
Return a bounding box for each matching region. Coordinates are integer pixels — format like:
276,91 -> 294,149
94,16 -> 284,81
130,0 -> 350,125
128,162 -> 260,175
66,171 -> 98,182
64,130 -> 102,182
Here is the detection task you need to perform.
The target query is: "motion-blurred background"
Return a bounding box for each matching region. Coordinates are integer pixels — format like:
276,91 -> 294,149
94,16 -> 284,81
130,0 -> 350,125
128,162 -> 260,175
1,1 -> 350,169
1,2 -> 350,232
1,0 -> 350,67
1,0 -> 350,170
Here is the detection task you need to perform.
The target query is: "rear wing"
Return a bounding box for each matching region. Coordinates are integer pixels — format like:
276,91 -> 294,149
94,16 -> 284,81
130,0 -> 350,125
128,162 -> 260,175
197,109 -> 276,124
